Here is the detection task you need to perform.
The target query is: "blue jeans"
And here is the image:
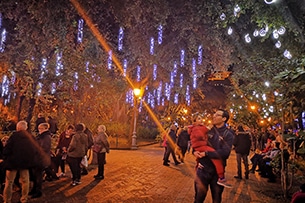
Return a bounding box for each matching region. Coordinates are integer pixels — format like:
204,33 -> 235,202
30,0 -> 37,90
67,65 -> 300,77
194,164 -> 224,203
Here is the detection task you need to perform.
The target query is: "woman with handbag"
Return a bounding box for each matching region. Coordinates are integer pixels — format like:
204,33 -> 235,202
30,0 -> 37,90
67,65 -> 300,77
93,125 -> 110,180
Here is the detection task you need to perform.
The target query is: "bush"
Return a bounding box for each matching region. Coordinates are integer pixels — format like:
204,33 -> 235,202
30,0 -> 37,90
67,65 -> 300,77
136,126 -> 159,140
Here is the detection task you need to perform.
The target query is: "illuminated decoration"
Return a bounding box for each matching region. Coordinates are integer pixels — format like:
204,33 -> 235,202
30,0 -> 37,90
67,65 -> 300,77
150,92 -> 155,108
157,81 -> 162,105
153,64 -> 157,81
158,25 -> 163,44
234,5 -> 241,17
186,85 -> 191,106
10,71 -> 16,84
220,13 -> 226,21
174,93 -> 179,104
274,91 -> 279,96
77,19 -> 84,43
161,97 -> 165,106
165,82 -> 171,101
51,82 -> 56,94
275,41 -> 281,48
37,82 -> 43,96
118,27 -> 124,51
180,49 -> 185,67
150,37 -> 154,55
264,0 -> 278,4
273,29 -> 279,39
108,50 -> 112,69
192,58 -> 197,89
40,58 -> 48,79
278,26 -> 286,35
73,72 -> 79,91
244,34 -> 251,43
123,59 -> 127,77
259,25 -> 269,37
85,61 -> 89,73
136,65 -> 141,82
262,93 -> 267,101
198,45 -> 203,65
207,71 -> 231,81
284,49 -> 292,59
125,89 -> 133,105
55,52 -> 63,76
0,28 -> 6,53
1,75 -> 9,97
264,81 -> 270,87
253,29 -> 259,37
227,27 -> 233,35
138,99 -> 143,112
180,73 -> 183,88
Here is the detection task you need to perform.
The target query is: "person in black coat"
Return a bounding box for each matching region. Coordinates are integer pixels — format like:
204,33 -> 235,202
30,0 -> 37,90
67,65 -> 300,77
177,126 -> 190,163
2,121 -> 46,203
163,124 -> 181,166
233,125 -> 252,179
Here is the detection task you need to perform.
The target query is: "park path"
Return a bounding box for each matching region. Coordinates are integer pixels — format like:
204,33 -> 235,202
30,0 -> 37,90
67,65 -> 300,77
4,144 -> 291,203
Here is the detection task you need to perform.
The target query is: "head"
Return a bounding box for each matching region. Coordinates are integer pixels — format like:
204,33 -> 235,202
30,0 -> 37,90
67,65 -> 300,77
193,114 -> 203,125
65,124 -> 75,136
300,183 -> 305,193
16,120 -> 28,131
1,136 -> 9,147
38,123 -> 50,134
170,124 -> 177,131
75,123 -> 85,132
237,125 -> 244,132
212,109 -> 229,127
97,125 -> 106,133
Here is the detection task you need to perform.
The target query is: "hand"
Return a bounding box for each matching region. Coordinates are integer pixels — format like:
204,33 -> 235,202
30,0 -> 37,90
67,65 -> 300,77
194,151 -> 205,158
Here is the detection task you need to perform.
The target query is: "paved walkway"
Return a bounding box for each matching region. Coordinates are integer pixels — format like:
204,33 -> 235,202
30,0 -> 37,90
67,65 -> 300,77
3,144 -> 292,203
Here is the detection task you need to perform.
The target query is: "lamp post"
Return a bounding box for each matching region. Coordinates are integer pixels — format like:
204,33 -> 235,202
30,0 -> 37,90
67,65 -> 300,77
131,88 -> 141,150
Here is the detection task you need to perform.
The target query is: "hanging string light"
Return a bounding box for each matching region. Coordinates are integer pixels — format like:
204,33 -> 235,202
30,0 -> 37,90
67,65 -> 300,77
186,85 -> 191,106
118,27 -> 124,51
180,73 -> 183,88
157,81 -> 162,105
275,41 -> 281,48
165,82 -> 171,101
73,72 -> 79,91
153,64 -> 157,80
1,75 -> 9,97
77,19 -> 84,43
192,58 -> 197,89
198,45 -> 203,65
173,61 -> 178,77
108,50 -> 112,69
37,82 -> 43,96
136,65 -> 141,82
158,25 -> 163,45
180,49 -> 185,67
161,97 -> 165,106
123,59 -> 127,77
150,37 -> 154,55
220,13 -> 226,21
40,58 -> 48,79
0,13 -> 6,53
85,61 -> 89,73
55,52 -> 63,76
174,93 -> 179,104
51,82 -> 56,94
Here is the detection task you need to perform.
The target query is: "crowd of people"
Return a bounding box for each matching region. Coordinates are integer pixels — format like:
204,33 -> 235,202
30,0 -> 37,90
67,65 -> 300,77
0,113 -> 110,203
161,109 -> 305,203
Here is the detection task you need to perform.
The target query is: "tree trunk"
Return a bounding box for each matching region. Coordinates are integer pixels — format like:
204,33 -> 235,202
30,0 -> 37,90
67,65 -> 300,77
26,97 -> 36,132
16,95 -> 25,121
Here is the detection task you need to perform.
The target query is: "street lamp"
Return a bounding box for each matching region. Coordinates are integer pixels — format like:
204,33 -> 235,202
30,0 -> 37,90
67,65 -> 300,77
131,88 -> 142,149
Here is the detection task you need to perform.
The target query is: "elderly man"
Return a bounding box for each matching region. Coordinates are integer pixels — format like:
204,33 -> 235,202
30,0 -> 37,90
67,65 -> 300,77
3,120 -> 41,203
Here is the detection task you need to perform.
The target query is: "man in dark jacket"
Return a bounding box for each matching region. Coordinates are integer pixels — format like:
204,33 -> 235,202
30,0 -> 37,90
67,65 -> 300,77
193,109 -> 234,203
163,124 -> 180,166
233,125 -> 252,179
3,120 -> 42,203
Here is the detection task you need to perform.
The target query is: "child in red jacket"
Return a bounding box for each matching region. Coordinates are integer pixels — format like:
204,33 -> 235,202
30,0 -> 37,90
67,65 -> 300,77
189,114 -> 231,188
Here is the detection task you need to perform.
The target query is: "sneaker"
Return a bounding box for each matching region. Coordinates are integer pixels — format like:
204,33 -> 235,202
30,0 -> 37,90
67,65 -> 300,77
71,181 -> 76,186
217,178 -> 233,188
94,175 -> 104,180
75,180 -> 81,185
59,173 -> 66,177
234,175 -> 242,179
